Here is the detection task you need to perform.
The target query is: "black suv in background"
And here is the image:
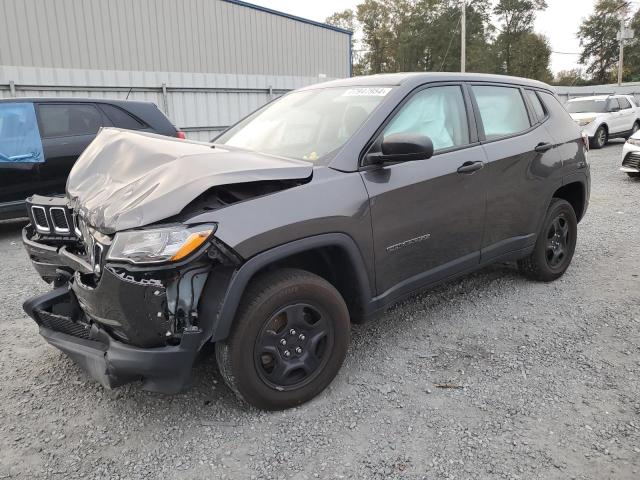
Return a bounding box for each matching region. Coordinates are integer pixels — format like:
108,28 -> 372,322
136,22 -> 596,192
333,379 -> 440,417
22,73 -> 590,410
0,98 -> 182,220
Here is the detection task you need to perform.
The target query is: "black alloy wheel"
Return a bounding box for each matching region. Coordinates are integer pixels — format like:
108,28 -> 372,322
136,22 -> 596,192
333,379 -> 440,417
518,198 -> 577,282
216,268 -> 350,410
254,303 -> 333,390
545,213 -> 570,269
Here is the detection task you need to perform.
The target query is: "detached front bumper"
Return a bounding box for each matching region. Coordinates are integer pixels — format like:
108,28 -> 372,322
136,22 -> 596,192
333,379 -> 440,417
24,285 -> 207,393
22,227 -> 237,394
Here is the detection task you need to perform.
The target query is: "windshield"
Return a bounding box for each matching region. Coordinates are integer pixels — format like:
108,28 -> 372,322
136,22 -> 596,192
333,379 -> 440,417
215,86 -> 392,162
565,99 -> 608,114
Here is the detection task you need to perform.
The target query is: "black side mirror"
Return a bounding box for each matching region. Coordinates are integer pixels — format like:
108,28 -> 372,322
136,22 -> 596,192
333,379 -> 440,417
370,133 -> 434,164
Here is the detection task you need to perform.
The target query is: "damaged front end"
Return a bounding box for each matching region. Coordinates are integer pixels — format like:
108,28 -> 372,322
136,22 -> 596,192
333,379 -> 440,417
22,195 -> 240,393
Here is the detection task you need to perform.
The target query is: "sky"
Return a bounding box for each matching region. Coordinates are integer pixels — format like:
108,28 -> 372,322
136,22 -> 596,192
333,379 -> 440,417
249,0 -> 600,74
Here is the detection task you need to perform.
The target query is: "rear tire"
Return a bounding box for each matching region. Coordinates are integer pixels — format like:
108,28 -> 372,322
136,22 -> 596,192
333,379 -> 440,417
590,126 -> 607,149
627,172 -> 640,178
629,121 -> 640,138
215,268 -> 350,410
518,199 -> 577,282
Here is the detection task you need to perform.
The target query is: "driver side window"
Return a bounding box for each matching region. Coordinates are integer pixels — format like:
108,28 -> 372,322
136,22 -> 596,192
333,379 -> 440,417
384,86 -> 470,152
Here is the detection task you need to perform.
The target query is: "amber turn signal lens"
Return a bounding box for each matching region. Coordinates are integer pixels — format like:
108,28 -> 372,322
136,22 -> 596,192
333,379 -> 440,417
170,230 -> 212,261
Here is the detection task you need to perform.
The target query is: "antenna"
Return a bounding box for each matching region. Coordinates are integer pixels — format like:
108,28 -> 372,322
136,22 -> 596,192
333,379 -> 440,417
125,87 -> 133,101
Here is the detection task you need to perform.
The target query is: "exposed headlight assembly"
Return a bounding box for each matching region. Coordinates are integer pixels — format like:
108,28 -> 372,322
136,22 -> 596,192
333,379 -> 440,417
577,117 -> 596,126
107,224 -> 216,264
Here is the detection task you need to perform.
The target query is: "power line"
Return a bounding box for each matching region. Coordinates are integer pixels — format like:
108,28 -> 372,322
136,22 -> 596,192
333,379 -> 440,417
440,13 -> 463,71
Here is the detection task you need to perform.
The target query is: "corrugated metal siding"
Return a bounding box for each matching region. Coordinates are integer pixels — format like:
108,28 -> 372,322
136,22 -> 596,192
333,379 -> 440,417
0,0 -> 350,141
0,65 -> 331,141
0,0 -> 351,78
555,84 -> 640,104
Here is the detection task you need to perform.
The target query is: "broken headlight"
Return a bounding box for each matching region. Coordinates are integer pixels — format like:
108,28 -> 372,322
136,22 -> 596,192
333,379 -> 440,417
106,224 -> 216,264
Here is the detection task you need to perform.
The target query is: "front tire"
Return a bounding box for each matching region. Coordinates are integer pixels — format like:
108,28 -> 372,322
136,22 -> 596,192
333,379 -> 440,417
518,199 -> 578,282
628,172 -> 640,178
590,126 -> 607,149
629,121 -> 640,138
216,268 -> 350,410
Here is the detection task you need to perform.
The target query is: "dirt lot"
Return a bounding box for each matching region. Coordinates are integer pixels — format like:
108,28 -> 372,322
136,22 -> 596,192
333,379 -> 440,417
0,142 -> 639,480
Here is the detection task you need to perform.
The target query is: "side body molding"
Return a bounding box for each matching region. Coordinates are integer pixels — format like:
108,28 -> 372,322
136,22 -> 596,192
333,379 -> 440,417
204,233 -> 374,342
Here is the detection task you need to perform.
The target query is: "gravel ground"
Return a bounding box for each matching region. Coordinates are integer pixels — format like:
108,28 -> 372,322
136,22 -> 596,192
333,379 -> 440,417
0,142 -> 639,480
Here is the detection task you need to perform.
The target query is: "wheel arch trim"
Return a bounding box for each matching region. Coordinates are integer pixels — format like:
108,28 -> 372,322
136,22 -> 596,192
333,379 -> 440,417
207,233 -> 374,342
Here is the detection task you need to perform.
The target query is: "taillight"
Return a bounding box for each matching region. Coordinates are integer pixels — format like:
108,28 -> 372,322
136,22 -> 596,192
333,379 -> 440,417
176,131 -> 186,139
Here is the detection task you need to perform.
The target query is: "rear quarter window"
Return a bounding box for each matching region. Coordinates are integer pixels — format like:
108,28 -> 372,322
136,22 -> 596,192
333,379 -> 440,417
99,104 -> 147,130
38,104 -> 103,138
618,97 -> 632,109
539,92 -> 575,123
471,85 -> 531,140
525,90 -> 547,122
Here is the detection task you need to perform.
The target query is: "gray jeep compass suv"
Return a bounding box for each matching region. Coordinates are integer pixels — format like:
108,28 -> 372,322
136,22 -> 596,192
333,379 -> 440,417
22,73 -> 590,410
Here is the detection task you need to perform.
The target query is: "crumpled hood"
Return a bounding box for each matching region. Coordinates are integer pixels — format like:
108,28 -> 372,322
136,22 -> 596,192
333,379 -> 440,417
66,128 -> 313,233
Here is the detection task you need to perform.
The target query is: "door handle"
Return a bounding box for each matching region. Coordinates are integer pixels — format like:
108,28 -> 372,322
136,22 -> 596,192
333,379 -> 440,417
457,161 -> 484,174
534,142 -> 553,153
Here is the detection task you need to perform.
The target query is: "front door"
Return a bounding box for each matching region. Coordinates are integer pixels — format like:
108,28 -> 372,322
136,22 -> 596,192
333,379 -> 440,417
361,84 -> 487,296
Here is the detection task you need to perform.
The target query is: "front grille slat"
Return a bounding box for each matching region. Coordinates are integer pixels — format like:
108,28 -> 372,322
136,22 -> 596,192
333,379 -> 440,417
31,206 -> 50,233
50,207 -> 70,234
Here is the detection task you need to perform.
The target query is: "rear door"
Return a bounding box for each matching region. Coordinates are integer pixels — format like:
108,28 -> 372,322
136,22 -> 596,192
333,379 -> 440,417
0,102 -> 44,205
617,96 -> 635,132
606,98 -> 624,134
470,84 -> 561,261
361,83 -> 488,296
35,103 -> 106,195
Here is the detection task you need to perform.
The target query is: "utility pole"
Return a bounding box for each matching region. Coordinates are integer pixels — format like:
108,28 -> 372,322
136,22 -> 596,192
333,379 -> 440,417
618,9 -> 625,85
618,2 -> 629,86
461,0 -> 466,73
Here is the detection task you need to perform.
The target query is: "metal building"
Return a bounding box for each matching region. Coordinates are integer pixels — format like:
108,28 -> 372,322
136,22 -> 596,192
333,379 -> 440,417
0,0 -> 352,140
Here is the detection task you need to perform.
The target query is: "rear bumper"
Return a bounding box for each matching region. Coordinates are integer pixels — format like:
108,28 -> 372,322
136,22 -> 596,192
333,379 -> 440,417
23,286 -> 206,393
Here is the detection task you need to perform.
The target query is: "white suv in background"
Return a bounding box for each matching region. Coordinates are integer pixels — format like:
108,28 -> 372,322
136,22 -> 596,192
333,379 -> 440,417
565,95 -> 640,149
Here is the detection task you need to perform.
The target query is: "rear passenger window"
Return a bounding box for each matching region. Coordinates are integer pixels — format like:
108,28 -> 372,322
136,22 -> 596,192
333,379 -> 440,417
472,85 -> 531,140
618,97 -> 632,109
38,104 -> 103,138
100,104 -> 147,130
384,85 -> 469,152
525,90 -> 547,122
608,98 -> 621,111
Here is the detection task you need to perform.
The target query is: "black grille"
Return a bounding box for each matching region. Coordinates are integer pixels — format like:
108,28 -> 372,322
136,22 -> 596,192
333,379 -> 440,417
32,207 -> 49,231
623,152 -> 640,170
26,196 -> 78,239
34,308 -> 91,340
50,208 -> 69,233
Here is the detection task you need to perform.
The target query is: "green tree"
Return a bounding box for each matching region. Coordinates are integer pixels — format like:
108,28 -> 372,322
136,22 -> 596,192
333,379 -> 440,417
325,9 -> 356,32
553,69 -> 588,86
577,0 -> 627,84
493,0 -> 548,77
356,0 -> 395,73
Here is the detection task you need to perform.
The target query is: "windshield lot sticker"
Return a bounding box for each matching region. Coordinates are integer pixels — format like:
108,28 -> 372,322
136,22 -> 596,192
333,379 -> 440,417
342,87 -> 392,97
